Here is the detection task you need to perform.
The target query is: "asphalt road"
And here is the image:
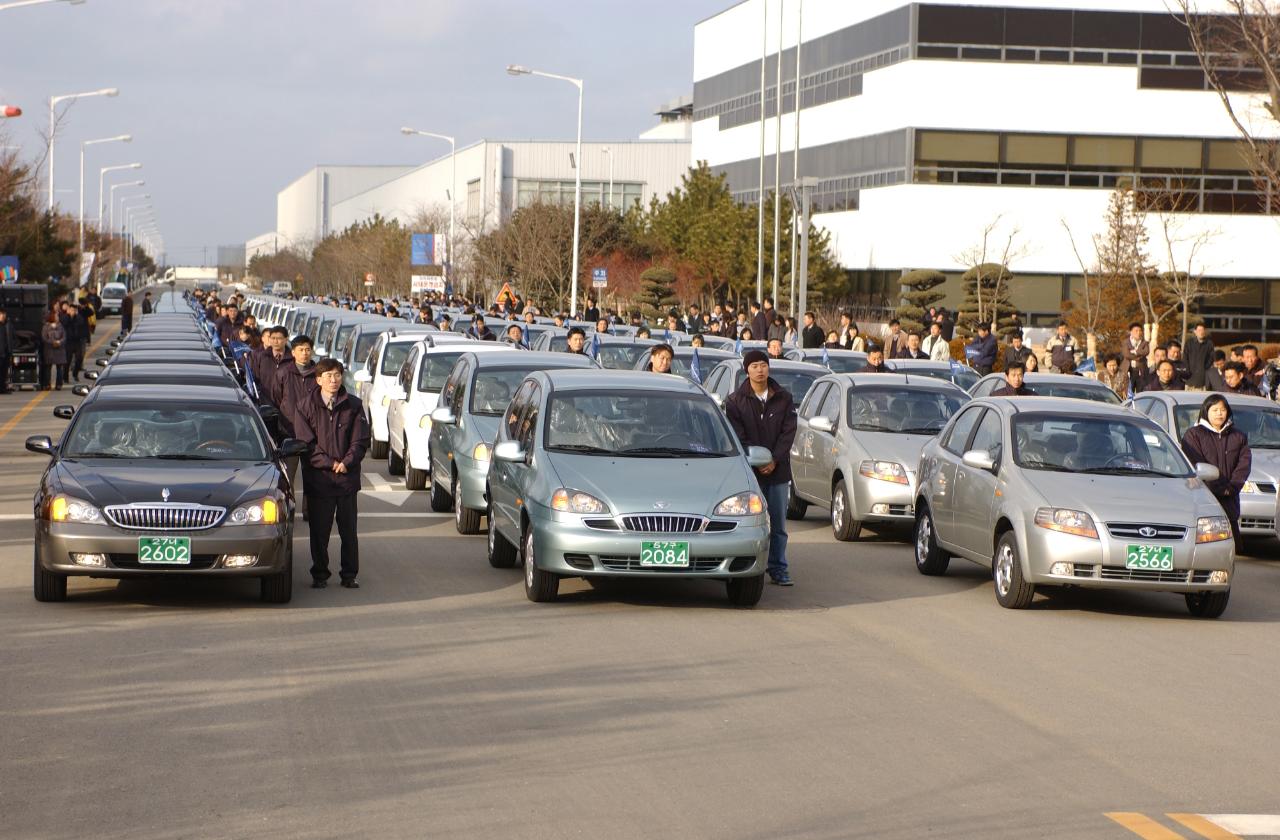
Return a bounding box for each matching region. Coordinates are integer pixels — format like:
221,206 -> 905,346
2,317 -> 1279,840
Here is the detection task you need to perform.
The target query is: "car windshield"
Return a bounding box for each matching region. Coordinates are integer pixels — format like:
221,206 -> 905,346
596,345 -> 650,370
819,354 -> 866,373
1013,415 -> 1191,476
380,342 -> 414,376
1026,382 -> 1121,404
735,370 -> 820,403
418,351 -> 466,393
545,392 -> 738,456
63,407 -> 269,461
899,366 -> 978,390
666,353 -> 732,380
847,387 -> 967,434
352,334 -> 379,366
333,324 -> 355,353
1175,404 -> 1280,449
471,369 -> 530,415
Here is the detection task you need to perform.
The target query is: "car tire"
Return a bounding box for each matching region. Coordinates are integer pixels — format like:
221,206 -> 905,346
1185,590 -> 1230,618
430,472 -> 453,512
726,574 -> 765,607
523,525 -> 558,602
260,552 -> 293,604
487,502 -> 517,568
993,531 -> 1035,609
454,474 -> 482,534
914,506 -> 950,576
33,547 -> 67,602
404,440 -> 428,490
387,443 -> 405,476
786,483 -> 808,520
831,481 -> 861,541
370,438 -> 389,460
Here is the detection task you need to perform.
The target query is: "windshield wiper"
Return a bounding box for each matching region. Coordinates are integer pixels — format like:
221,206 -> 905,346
618,446 -> 727,458
547,444 -> 613,455
1018,459 -> 1071,472
849,423 -> 887,432
1079,466 -> 1171,476
67,452 -> 130,459
899,426 -> 943,435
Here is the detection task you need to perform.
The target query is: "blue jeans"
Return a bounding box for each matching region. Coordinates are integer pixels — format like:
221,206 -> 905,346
762,480 -> 790,578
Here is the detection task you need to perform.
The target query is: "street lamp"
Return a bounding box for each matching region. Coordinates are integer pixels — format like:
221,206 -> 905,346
99,163 -> 140,227
108,182 -> 144,239
2,105 -> 20,118
507,63 -> 583,317
125,205 -> 153,258
602,146 -> 614,210
400,126 -> 456,296
79,134 -> 130,253
48,86 -> 118,211
0,0 -> 85,10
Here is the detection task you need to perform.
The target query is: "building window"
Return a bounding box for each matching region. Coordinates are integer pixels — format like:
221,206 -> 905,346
515,179 -> 645,211
466,179 -> 481,220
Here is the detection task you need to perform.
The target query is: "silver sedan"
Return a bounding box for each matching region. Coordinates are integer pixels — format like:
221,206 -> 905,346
914,397 -> 1234,617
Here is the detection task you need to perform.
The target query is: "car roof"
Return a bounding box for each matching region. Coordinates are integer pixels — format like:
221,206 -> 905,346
668,346 -> 735,358
86,384 -> 252,405
832,372 -> 967,391
712,358 -> 828,373
467,351 -> 596,369
541,368 -> 706,394
976,395 -> 1140,418
99,363 -> 234,378
1144,390 -> 1278,408
422,341 -> 513,355
982,372 -> 1108,385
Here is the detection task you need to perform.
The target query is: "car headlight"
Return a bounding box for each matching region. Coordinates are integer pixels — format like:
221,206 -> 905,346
859,460 -> 909,484
381,395 -> 390,407
419,415 -> 432,430
473,442 -> 491,462
714,492 -> 764,516
49,495 -> 102,524
1033,507 -> 1098,539
551,488 -> 608,514
1197,515 -> 1232,543
1242,481 -> 1259,494
228,498 -> 280,525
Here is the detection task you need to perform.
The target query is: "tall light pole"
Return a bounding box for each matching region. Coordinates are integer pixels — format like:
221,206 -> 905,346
0,0 -> 86,10
79,134 -> 130,253
790,0 -> 803,316
756,0 -> 767,304
772,0 -> 785,309
602,146 -> 614,209
99,162 -> 140,228
125,205 -> 153,259
48,86 -> 118,211
108,182 -> 144,241
508,64 -> 583,317
400,127 -> 456,296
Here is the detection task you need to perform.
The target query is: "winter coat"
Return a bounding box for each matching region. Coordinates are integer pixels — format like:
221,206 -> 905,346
0,319 -> 12,356
990,384 -> 1037,396
883,331 -> 907,359
923,333 -> 950,362
1182,419 -> 1251,501
273,361 -> 318,438
1003,345 -> 1033,370
1122,337 -> 1149,379
294,388 -> 371,497
724,376 -> 797,487
800,324 -> 825,349
250,348 -> 291,405
1046,334 -> 1080,372
967,333 -> 997,369
41,323 -> 67,365
1184,336 -> 1214,387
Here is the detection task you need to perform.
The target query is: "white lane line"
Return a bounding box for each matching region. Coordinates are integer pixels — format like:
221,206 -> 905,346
364,472 -> 394,492
1198,815 -> 1280,835
356,512 -> 451,519
0,514 -> 30,521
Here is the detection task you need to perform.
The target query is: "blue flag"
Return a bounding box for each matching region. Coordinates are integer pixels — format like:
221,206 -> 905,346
1077,356 -> 1097,374
949,359 -> 966,374
590,333 -> 601,359
734,337 -> 743,355
690,348 -> 702,384
522,325 -> 530,347
664,328 -> 670,341
821,345 -> 830,367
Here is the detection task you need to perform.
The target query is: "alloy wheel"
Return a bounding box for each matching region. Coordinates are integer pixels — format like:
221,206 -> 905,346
995,543 -> 1014,596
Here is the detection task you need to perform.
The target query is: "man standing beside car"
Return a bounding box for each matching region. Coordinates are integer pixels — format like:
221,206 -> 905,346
725,349 -> 797,587
295,358 -> 371,589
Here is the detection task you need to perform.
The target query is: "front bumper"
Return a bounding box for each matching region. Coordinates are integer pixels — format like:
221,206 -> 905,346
1022,527 -> 1233,592
528,510 -> 769,579
852,474 -> 916,522
454,452 -> 490,511
36,521 -> 292,578
370,400 -> 390,442
1239,493 -> 1276,534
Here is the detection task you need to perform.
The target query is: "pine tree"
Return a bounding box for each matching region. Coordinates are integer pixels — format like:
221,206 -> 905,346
638,266 -> 678,321
895,269 -> 947,334
957,263 -> 1018,339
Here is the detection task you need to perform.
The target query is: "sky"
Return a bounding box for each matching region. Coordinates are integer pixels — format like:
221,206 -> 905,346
0,0 -> 728,265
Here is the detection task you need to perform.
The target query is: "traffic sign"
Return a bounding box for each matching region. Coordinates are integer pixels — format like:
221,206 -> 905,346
364,272 -> 376,287
591,267 -> 607,289
495,281 -> 516,304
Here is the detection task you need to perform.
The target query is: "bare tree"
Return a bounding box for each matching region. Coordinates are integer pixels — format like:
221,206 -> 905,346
953,215 -> 1026,333
1061,218 -> 1103,360
1150,191 -> 1234,343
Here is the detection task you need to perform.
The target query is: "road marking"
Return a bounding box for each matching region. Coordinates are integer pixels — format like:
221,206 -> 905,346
1106,813 -> 1187,839
1194,815 -> 1280,836
0,389 -> 52,442
1168,814 -> 1243,839
0,514 -> 29,521
356,512 -> 450,519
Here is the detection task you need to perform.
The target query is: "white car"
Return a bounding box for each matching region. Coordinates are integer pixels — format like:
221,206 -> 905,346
355,329 -> 469,460
99,283 -> 128,315
386,340 -> 515,486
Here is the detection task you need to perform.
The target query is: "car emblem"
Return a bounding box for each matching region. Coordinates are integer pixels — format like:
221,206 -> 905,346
161,488 -> 171,502
652,500 -> 670,510
1138,526 -> 1157,538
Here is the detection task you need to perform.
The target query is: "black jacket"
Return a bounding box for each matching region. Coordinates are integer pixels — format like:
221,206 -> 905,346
800,324 -> 825,349
990,384 -> 1037,396
273,361 -> 318,438
1182,420 -> 1251,500
295,388 -> 371,497
250,348 -> 291,404
1184,336 -> 1214,387
725,377 -> 797,486
0,319 -> 12,356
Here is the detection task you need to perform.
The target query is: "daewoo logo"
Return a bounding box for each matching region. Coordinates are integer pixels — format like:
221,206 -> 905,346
1138,526 -> 1158,538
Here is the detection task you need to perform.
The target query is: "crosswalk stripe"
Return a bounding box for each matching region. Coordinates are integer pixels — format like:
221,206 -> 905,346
1195,816 -> 1280,836
1106,813 -> 1188,839
1168,814 -> 1243,839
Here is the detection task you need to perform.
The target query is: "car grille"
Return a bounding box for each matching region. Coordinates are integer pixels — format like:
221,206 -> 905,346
1240,517 -> 1275,530
620,514 -> 705,533
103,504 -> 226,531
584,517 -> 738,534
1105,523 -> 1187,541
599,556 -> 726,572
1073,565 -> 1212,584
108,554 -> 220,570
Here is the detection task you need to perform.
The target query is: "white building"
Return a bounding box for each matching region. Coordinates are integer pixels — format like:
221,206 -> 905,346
693,0 -> 1280,333
274,165 -> 418,251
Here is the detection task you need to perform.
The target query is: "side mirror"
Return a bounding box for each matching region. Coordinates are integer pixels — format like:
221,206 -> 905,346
1195,462 -> 1221,483
962,450 -> 997,471
353,369 -> 372,384
84,370 -> 98,380
747,445 -> 774,469
808,416 -> 836,434
95,358 -> 108,367
278,438 -> 309,458
493,440 -> 527,463
52,405 -> 75,420
104,347 -> 115,356
258,405 -> 280,422
72,385 -> 90,397
430,407 -> 457,426
25,435 -> 55,456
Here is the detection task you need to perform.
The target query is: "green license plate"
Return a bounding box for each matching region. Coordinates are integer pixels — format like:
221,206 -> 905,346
1125,544 -> 1173,571
640,541 -> 690,568
138,536 -> 192,565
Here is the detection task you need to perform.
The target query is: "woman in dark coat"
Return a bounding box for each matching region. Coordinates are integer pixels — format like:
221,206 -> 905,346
40,312 -> 68,391
1181,393 -> 1252,545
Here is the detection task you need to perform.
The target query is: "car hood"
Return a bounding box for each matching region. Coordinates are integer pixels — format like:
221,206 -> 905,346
545,452 -> 751,516
53,460 -> 279,508
849,431 -> 935,472
1247,448 -> 1280,483
1021,470 -> 1220,524
464,415 -> 501,445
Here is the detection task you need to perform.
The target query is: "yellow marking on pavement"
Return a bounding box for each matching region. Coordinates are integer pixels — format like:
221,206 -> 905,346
0,325 -> 117,442
1106,812 -> 1188,839
1168,814 -> 1243,839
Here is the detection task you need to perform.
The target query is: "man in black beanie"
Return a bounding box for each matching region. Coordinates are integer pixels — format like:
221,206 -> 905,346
725,348 -> 798,586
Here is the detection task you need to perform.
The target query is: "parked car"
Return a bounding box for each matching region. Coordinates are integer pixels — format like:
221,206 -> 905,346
631,346 -> 735,383
784,347 -> 869,372
352,326 -> 457,458
99,282 -> 128,315
701,357 -> 827,408
969,372 -> 1121,404
887,358 -> 980,391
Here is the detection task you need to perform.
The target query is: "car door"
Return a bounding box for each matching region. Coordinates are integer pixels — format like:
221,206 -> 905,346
442,359 -> 471,466
952,408 -> 1004,558
807,382 -> 844,504
489,380 -> 534,538
389,346 -> 419,447
431,364 -> 463,478
791,381 -> 828,499
929,404 -> 985,540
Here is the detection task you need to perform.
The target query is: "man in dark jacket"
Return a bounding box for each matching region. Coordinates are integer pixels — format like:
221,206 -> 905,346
966,324 -> 998,375
1184,324 -> 1214,389
800,311 -> 824,349
0,309 -> 12,394
1147,360 -> 1185,391
295,358 -> 371,588
990,362 -> 1036,396
725,349 -> 798,586
273,335 -> 318,440
1218,362 -> 1261,396
749,300 -> 769,343
1166,340 -> 1191,384
214,303 -> 240,346
250,327 -> 291,406
1002,332 -> 1033,370
862,347 -> 892,373
59,301 -> 89,381
896,332 -> 928,359
466,314 -> 496,341
120,293 -> 134,336
141,292 -> 154,314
